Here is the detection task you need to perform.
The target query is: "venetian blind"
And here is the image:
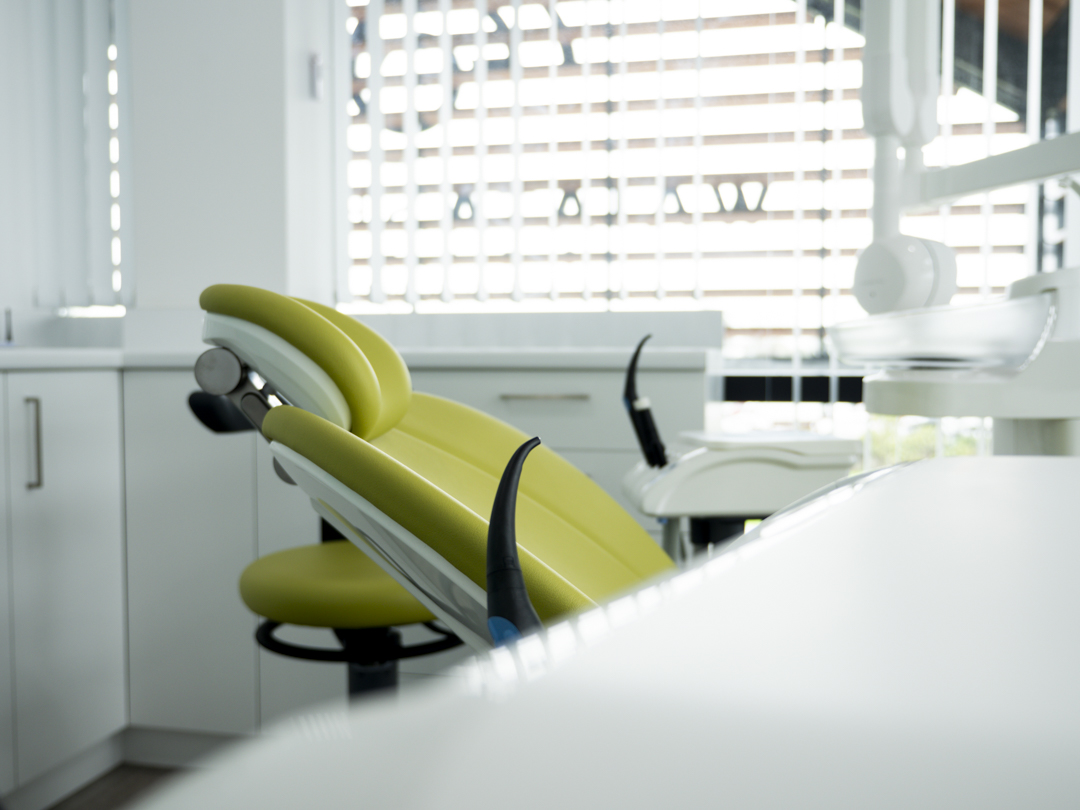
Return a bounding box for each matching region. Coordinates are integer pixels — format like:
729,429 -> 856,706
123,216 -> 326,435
345,0 -> 1059,362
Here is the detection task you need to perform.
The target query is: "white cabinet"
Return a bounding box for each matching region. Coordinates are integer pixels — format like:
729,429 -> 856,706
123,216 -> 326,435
3,371 -> 126,785
0,377 -> 14,795
125,370 -> 351,733
408,365 -> 703,452
124,371 -> 259,734
119,352 -> 708,735
254,439 -> 347,725
408,359 -> 706,534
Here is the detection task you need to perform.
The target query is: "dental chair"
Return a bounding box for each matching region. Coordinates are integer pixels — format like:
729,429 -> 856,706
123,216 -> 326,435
191,292 -> 464,695
195,284 -> 676,652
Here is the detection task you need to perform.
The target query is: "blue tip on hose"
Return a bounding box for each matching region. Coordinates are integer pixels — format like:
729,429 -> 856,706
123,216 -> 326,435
487,616 -> 523,647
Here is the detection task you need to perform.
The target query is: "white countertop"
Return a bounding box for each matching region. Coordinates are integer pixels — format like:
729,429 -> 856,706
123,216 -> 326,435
0,347 -> 126,370
400,347 -> 711,371
0,346 -> 714,372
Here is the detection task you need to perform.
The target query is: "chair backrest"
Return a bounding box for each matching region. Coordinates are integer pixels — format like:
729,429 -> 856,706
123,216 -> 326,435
200,284 -> 675,647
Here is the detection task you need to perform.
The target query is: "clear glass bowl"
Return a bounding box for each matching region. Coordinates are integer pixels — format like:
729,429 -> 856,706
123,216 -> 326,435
827,292 -> 1054,369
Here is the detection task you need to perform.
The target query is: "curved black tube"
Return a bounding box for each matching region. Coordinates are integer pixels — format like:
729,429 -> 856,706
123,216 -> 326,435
622,335 -> 667,468
486,437 -> 544,645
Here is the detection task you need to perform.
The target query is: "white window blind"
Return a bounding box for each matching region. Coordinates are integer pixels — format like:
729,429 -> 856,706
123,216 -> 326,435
25,0 -> 129,310
346,0 -> 1066,362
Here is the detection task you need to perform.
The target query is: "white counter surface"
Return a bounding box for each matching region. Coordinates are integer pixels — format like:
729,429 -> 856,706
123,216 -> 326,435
0,346 -> 713,372
400,347 -> 710,371
0,347 -> 126,370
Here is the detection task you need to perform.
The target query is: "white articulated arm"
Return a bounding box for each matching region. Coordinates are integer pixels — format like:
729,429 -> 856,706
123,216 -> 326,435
904,0 -> 942,152
853,0 -> 956,315
860,0 -> 914,140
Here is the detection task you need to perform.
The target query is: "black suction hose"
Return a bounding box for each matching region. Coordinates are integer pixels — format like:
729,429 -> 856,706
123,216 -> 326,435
623,335 -> 668,468
486,437 -> 544,646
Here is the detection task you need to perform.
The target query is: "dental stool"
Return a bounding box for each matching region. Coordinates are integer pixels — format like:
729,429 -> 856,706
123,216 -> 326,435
238,520 -> 460,694
196,284 -> 677,650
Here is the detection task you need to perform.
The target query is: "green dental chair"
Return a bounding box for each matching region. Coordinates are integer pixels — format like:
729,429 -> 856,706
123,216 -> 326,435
194,285 -> 675,663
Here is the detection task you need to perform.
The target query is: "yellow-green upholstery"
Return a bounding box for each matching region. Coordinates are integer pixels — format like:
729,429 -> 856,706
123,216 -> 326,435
264,406 -> 593,622
203,282 -> 675,633
386,393 -> 672,583
262,396 -> 674,625
239,541 -> 434,628
294,298 -> 413,439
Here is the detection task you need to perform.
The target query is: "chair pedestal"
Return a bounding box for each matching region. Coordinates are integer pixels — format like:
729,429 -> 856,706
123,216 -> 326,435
334,627 -> 401,697
348,661 -> 398,695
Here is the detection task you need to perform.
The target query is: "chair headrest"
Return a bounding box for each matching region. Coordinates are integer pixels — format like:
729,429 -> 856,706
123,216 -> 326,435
199,284 -> 411,440
292,297 -> 412,438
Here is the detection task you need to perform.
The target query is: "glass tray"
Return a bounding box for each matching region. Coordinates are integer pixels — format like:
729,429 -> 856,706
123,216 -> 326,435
827,292 -> 1054,369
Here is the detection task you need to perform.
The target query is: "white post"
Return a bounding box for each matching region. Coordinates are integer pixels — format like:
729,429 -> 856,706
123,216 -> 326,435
1065,0 -> 1080,270
861,0 -> 912,242
872,135 -> 903,240
1026,0 -> 1043,276
439,0 -> 453,303
368,0 -> 387,303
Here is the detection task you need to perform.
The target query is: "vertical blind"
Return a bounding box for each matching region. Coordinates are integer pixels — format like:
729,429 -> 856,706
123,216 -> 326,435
27,0 -> 130,309
346,0 -> 1061,364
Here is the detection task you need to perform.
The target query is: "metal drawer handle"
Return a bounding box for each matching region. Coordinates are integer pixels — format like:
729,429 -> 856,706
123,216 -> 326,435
499,394 -> 590,402
26,397 -> 42,489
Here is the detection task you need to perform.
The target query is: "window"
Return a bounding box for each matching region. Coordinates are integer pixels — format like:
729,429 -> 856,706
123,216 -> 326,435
346,0 -> 1060,349
346,0 -> 1071,464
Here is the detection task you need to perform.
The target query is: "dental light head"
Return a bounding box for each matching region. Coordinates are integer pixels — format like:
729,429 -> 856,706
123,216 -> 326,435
853,234 -> 957,315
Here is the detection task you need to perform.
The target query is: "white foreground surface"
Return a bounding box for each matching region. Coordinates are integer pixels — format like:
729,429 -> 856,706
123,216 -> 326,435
134,457 -> 1080,809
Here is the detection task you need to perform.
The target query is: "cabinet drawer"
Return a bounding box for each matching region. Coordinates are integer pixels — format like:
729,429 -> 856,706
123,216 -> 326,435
410,369 -> 704,451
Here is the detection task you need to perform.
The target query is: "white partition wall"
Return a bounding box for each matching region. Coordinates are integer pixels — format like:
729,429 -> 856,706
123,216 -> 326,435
123,0 -> 343,311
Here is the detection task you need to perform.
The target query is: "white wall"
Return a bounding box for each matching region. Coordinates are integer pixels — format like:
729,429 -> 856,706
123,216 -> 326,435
283,0 -> 341,305
126,0 -> 340,312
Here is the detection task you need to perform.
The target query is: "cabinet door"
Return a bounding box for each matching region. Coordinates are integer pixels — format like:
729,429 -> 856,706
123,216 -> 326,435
7,371 -> 126,784
124,371 -> 258,733
0,375 -> 14,794
255,440 -> 348,725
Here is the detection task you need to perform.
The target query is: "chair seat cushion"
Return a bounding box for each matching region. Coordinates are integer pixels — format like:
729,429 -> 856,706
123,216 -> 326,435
239,541 -> 435,628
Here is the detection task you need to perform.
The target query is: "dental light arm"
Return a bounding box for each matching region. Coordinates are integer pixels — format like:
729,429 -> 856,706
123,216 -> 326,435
623,335 -> 668,468
853,0 -> 957,315
486,437 -> 544,646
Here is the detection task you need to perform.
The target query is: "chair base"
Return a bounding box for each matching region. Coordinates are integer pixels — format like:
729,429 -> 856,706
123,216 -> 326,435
254,619 -> 463,697
348,660 -> 398,695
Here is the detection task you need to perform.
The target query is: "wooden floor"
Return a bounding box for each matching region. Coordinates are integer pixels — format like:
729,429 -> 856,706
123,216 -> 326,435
48,766 -> 177,810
